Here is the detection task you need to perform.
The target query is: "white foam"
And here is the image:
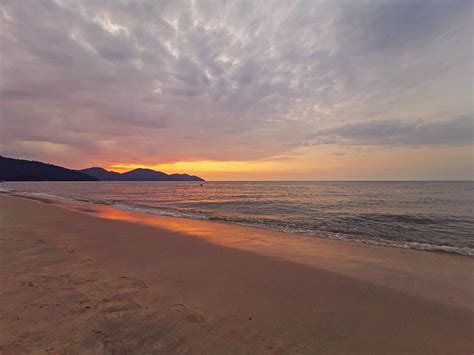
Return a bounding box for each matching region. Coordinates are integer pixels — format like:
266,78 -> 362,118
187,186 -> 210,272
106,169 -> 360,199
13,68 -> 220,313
112,202 -> 210,220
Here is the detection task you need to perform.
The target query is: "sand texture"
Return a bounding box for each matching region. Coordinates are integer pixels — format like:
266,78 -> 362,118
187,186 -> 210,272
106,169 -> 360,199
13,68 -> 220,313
0,195 -> 473,354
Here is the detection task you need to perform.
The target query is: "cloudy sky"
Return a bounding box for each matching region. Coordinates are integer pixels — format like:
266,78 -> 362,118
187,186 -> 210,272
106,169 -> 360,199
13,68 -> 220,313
0,0 -> 472,180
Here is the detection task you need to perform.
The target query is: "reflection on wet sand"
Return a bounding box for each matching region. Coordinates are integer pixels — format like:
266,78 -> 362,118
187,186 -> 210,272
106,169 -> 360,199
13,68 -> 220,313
48,195 -> 474,312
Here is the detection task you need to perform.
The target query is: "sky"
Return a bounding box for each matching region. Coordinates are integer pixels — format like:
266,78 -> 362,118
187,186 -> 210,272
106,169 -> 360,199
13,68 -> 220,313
0,0 -> 472,180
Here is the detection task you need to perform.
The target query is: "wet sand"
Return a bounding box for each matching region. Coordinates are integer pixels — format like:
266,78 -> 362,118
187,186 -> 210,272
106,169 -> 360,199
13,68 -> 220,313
0,194 -> 473,354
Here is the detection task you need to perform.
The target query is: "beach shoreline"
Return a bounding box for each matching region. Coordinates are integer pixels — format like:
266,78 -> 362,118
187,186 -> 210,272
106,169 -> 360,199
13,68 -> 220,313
1,194 -> 473,353
2,180 -> 472,258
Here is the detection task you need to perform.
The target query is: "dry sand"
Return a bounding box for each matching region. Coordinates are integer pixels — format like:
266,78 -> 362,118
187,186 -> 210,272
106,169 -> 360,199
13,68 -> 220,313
0,194 -> 473,354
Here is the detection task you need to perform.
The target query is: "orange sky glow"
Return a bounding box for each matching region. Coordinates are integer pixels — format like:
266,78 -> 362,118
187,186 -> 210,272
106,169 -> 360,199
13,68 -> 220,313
103,146 -> 473,181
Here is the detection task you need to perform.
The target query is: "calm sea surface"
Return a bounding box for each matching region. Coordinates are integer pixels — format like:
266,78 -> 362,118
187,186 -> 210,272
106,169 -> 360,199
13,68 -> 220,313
2,181 -> 473,256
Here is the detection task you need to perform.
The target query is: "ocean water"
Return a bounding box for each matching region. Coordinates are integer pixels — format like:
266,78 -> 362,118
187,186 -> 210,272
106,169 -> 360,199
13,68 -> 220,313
2,181 -> 473,256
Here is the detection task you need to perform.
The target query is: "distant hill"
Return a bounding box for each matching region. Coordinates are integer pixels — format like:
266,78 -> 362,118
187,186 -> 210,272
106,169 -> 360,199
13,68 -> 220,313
79,167 -> 122,181
0,156 -> 205,182
79,167 -> 205,181
0,156 -> 98,181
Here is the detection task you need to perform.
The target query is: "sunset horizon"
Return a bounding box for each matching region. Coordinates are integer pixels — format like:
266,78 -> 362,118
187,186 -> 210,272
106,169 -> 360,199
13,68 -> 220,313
5,153 -> 474,181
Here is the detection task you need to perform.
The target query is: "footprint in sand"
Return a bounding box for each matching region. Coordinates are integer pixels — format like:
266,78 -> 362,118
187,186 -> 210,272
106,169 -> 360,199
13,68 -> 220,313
170,304 -> 206,324
21,281 -> 36,287
101,302 -> 142,315
118,276 -> 148,290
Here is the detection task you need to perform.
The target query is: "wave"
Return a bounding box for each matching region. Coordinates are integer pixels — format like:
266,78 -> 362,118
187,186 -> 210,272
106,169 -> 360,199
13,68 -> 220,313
112,202 -> 211,220
3,187 -> 473,257
109,201 -> 474,257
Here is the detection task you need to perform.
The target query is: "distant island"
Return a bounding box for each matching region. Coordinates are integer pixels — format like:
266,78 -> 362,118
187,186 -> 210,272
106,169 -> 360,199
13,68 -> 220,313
79,167 -> 205,181
0,156 -> 98,181
0,156 -> 205,182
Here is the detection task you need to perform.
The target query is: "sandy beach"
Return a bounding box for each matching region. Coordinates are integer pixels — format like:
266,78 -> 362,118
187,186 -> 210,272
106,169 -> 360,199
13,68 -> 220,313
0,194 -> 473,354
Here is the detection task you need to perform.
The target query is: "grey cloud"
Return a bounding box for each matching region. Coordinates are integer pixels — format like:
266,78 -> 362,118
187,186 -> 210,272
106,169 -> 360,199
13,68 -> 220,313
336,0 -> 472,52
0,0 -> 472,167
301,115 -> 473,147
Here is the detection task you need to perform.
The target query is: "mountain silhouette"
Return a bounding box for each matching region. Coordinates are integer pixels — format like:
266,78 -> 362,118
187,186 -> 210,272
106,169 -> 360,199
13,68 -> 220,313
79,167 -> 205,181
0,156 -> 98,181
0,156 -> 205,182
79,167 -> 122,181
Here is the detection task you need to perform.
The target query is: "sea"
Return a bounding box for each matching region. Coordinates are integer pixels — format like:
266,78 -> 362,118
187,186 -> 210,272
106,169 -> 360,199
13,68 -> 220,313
1,181 -> 473,256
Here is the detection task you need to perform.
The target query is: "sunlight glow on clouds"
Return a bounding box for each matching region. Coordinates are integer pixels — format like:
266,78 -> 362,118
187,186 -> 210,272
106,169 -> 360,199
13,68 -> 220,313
109,159 -> 300,178
0,0 -> 472,179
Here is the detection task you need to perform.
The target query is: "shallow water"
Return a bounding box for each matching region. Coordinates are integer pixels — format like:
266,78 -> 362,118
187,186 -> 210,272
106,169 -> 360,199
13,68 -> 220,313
2,181 -> 473,255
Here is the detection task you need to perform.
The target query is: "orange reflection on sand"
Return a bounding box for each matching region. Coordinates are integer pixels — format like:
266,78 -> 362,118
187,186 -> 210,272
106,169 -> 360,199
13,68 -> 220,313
94,205 -> 248,243
88,201 -> 474,316
92,204 -> 301,251
89,203 -> 379,282
55,197 -> 353,263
